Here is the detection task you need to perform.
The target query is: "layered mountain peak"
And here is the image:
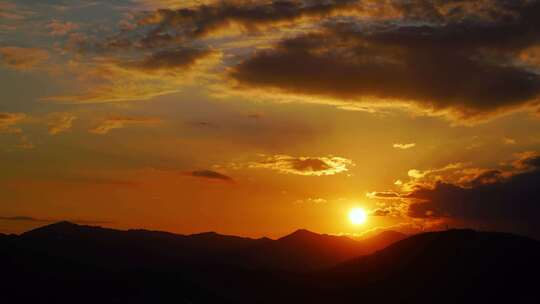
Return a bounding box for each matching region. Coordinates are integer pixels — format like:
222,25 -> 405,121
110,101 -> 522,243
20,221 -> 115,241
22,221 -> 80,236
279,229 -> 322,241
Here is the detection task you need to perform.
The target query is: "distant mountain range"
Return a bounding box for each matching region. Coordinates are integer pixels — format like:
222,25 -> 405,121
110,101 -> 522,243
2,222 -> 539,303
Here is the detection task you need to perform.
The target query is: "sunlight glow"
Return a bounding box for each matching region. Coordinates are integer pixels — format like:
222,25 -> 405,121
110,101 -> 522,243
349,208 -> 367,225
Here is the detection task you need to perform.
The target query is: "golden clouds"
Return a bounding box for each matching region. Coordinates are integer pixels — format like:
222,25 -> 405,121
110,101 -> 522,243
14,0 -> 538,124
0,112 -> 34,150
405,163 -> 465,187
48,113 -> 77,135
133,0 -> 360,40
364,151 -> 540,238
89,117 -> 162,134
0,112 -> 26,134
393,143 -> 415,150
293,197 -> 327,204
122,48 -> 214,72
0,47 -> 49,70
403,153 -> 540,236
4,0 -> 540,124
247,154 -> 353,176
0,112 -> 82,149
228,20 -> 540,124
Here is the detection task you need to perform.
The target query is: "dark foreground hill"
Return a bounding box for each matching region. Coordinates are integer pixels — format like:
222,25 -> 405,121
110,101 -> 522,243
1,223 -> 539,304
309,229 -> 540,303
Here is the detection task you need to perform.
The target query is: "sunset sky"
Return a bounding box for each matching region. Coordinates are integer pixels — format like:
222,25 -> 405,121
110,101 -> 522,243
1,0 -> 540,239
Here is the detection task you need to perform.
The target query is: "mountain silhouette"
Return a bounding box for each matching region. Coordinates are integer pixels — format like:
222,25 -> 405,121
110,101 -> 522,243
308,229 -> 540,303
16,222 -> 403,272
2,223 -> 539,303
236,228 -> 405,271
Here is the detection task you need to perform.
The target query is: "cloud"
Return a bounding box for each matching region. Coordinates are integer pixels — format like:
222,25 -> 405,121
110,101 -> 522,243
46,20 -> 79,36
0,47 -> 49,70
407,163 -> 465,180
366,191 -> 401,200
121,48 -> 214,72
184,170 -> 234,182
89,117 -> 162,134
0,112 -> 26,134
247,154 -> 353,176
228,1 -> 540,123
48,112 -> 76,135
134,0 -> 218,10
377,152 -> 540,239
293,197 -> 327,204
393,143 -> 416,150
41,49 -> 219,104
503,137 -> 517,145
54,0 -> 540,119
131,0 -> 364,47
369,199 -> 409,218
0,112 -> 33,149
14,135 -> 35,150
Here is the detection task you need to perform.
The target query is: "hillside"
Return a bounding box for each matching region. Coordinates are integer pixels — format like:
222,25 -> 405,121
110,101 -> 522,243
2,223 -> 538,303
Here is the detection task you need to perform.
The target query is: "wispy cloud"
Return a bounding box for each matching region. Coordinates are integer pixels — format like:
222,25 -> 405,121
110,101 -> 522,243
48,112 -> 77,135
0,47 -> 49,70
393,143 -> 416,150
41,50 -> 220,104
90,117 -> 162,134
503,137 -> 517,145
0,112 -> 26,134
293,197 -> 327,204
0,112 -> 34,150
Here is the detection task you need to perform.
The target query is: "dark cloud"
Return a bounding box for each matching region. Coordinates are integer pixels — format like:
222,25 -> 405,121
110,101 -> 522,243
186,170 -> 234,182
292,158 -> 330,172
45,0 -> 540,119
134,0 -> 359,47
74,1 -> 540,121
521,155 -> 540,168
405,153 -> 540,238
247,154 -> 353,176
367,191 -> 401,199
462,169 -> 505,187
123,48 -> 213,72
230,0 -> 540,122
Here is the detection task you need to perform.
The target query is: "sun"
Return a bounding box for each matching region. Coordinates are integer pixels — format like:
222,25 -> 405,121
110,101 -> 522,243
349,208 -> 367,225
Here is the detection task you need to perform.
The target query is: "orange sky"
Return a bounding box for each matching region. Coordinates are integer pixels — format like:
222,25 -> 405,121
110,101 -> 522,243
1,0 -> 540,239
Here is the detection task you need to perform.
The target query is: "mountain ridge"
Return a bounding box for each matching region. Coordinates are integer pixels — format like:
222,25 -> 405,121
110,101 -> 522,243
12,221 -> 406,272
3,223 -> 539,303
